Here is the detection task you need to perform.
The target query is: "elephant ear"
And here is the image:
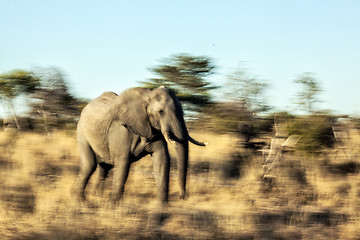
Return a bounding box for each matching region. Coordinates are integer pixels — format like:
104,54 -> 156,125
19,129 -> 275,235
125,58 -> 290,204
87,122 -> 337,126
113,88 -> 152,138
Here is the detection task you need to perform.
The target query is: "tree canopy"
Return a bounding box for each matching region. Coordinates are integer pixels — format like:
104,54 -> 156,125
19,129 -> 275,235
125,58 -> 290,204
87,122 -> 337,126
142,54 -> 217,113
224,66 -> 270,114
29,67 -> 86,131
0,70 -> 40,100
294,72 -> 322,114
0,70 -> 40,129
0,67 -> 85,131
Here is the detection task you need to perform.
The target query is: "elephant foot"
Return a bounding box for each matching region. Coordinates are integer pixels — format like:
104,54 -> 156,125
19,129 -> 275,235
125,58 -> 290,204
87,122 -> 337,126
70,186 -> 86,203
178,189 -> 186,200
110,194 -> 121,205
85,200 -> 99,209
146,210 -> 170,233
93,181 -> 106,196
108,193 -> 126,209
108,200 -> 118,210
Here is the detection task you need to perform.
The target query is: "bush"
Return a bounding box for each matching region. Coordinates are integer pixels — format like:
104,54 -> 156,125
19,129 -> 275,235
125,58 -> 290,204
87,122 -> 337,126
288,114 -> 335,154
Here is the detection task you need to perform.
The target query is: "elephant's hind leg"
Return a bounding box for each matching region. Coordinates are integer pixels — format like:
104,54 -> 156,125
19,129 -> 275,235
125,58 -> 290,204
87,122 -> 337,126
72,132 -> 97,201
94,163 -> 113,196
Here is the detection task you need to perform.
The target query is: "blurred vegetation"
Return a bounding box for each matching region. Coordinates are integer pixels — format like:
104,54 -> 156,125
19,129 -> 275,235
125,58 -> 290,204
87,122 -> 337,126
349,117 -> 360,130
193,101 -> 273,145
0,55 -> 347,157
294,72 -> 322,114
141,53 -> 217,114
223,65 -> 270,114
0,67 -> 87,132
28,67 -> 87,132
0,70 -> 40,130
288,114 -> 336,154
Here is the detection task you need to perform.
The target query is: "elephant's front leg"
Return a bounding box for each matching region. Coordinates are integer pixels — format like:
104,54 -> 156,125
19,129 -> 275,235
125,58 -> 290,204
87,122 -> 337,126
151,140 -> 170,204
108,125 -> 133,204
111,157 -> 131,203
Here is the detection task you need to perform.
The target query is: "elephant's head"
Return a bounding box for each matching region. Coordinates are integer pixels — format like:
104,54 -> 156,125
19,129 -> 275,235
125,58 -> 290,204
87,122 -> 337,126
146,87 -> 188,143
113,86 -> 205,199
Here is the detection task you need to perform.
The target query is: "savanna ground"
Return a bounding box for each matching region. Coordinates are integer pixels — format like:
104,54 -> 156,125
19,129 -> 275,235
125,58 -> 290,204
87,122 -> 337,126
1,128 -> 360,239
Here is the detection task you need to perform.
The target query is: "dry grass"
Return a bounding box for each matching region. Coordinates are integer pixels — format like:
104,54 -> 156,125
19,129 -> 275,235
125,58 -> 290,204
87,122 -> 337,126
0,129 -> 360,239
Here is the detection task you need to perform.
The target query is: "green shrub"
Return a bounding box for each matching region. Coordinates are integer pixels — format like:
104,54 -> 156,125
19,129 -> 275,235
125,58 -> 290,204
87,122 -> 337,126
288,114 -> 335,154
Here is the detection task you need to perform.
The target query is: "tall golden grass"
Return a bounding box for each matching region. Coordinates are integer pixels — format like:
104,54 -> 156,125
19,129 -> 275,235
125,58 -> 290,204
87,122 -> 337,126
0,129 -> 360,239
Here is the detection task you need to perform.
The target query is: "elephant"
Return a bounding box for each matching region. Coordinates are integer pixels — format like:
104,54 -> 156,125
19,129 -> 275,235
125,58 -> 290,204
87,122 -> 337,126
72,86 -> 206,205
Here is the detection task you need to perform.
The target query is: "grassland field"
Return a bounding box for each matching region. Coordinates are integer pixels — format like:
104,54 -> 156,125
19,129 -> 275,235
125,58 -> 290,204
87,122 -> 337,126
1,129 -> 360,239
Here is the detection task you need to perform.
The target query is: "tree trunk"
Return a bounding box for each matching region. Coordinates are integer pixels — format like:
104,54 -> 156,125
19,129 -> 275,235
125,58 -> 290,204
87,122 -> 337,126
9,100 -> 20,131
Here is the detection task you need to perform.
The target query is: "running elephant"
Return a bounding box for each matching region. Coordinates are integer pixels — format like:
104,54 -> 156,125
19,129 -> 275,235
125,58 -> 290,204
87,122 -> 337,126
72,86 -> 206,205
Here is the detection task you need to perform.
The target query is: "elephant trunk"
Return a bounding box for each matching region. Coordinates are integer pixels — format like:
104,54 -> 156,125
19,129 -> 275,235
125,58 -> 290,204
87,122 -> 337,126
162,111 -> 206,199
161,113 -> 190,199
175,140 -> 189,199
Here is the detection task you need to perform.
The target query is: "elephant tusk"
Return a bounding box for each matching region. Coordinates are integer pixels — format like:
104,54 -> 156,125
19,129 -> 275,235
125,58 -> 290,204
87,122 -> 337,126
164,132 -> 176,145
188,135 -> 208,147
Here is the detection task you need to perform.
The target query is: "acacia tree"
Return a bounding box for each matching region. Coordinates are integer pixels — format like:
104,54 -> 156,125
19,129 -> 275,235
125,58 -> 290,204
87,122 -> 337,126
294,72 -> 322,114
224,66 -> 270,114
0,70 -> 40,129
29,67 -> 85,131
142,54 -> 216,114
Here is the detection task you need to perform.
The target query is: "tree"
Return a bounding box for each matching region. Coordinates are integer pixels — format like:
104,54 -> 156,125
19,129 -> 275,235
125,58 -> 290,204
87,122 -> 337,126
29,67 -> 85,131
294,72 -> 321,114
224,66 -> 270,114
0,70 -> 40,129
142,54 -> 216,114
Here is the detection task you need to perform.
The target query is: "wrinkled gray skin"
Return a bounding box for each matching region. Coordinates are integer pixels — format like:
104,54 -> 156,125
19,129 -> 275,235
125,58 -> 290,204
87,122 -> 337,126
72,86 -> 205,205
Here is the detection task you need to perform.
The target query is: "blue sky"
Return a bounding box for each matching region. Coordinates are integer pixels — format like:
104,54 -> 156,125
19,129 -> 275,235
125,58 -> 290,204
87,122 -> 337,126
1,0 -> 360,116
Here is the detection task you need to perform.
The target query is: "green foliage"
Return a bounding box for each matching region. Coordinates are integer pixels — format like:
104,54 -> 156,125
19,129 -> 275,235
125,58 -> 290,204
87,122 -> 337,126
0,67 -> 86,131
294,73 -> 322,114
199,102 -> 253,133
0,70 -> 41,129
194,102 -> 273,143
142,53 -> 216,112
288,114 -> 335,154
0,70 -> 40,99
30,67 -> 81,115
224,67 -> 270,113
29,67 -> 87,131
